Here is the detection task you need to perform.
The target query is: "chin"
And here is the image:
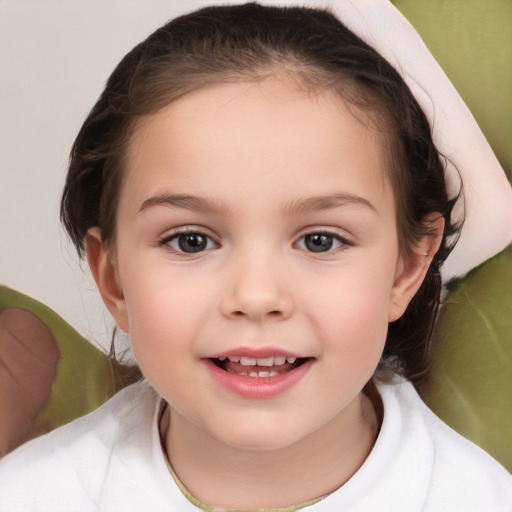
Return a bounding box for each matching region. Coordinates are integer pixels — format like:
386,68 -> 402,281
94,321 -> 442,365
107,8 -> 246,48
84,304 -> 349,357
209,417 -> 312,453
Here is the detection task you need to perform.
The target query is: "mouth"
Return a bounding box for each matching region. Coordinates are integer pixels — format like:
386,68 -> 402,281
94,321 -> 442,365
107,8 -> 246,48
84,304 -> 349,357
204,349 -> 314,398
211,355 -> 309,377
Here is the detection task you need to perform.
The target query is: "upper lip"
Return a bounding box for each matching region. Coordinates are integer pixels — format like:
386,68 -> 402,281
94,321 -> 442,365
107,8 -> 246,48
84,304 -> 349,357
205,347 -> 306,360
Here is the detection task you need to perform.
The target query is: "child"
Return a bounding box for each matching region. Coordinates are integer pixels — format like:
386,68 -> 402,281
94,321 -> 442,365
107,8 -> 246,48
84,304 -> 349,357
1,1 -> 511,510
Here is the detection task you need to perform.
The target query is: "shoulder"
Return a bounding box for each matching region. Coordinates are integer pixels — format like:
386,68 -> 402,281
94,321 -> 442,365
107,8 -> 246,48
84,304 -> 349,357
0,381 -> 161,511
0,380 -> 156,465
378,377 -> 512,510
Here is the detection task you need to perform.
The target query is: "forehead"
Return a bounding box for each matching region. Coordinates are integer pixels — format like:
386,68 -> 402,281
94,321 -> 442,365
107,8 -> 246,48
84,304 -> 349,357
121,78 -> 393,215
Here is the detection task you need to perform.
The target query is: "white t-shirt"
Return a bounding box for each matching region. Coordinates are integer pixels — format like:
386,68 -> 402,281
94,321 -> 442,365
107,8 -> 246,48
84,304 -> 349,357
0,378 -> 510,511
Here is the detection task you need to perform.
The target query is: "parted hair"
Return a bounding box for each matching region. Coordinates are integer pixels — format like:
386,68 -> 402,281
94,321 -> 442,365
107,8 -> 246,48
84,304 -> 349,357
61,3 -> 461,387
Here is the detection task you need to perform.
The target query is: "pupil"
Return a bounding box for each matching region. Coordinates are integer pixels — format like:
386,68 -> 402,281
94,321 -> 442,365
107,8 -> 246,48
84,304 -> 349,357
178,234 -> 207,253
305,234 -> 333,252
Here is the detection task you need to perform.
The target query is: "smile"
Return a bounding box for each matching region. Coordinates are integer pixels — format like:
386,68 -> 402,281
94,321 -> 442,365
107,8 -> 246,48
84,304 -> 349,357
212,355 -> 306,377
204,352 -> 313,399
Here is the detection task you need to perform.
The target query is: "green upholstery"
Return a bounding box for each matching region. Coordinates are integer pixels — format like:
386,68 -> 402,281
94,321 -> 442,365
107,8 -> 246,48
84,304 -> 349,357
393,0 -> 512,176
424,246 -> 512,471
0,285 -> 115,453
393,0 -> 512,471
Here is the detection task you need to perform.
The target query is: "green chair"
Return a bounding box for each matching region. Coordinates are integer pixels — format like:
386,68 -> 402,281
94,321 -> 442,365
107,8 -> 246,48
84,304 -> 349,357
394,0 -> 512,471
0,285 -> 115,456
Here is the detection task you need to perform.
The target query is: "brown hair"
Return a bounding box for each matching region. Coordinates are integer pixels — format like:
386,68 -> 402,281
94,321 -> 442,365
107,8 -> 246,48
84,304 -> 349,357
61,3 -> 461,387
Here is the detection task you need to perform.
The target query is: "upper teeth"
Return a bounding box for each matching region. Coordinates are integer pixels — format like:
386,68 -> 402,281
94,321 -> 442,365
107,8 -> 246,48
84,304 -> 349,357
219,356 -> 296,366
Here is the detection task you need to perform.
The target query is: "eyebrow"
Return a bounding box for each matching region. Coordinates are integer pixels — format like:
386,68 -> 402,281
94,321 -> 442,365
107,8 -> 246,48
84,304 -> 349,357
139,193 -> 232,215
139,192 -> 377,216
284,193 -> 378,215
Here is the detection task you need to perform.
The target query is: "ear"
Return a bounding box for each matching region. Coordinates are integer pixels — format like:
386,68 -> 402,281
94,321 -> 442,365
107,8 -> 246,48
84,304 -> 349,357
86,228 -> 129,332
388,214 -> 445,322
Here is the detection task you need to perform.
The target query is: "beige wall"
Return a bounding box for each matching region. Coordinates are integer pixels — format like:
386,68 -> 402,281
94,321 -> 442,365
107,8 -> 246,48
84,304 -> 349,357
0,1 -> 216,349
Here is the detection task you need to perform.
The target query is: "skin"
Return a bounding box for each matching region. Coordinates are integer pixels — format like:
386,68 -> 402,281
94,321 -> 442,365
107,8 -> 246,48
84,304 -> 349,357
87,78 -> 443,509
0,309 -> 59,456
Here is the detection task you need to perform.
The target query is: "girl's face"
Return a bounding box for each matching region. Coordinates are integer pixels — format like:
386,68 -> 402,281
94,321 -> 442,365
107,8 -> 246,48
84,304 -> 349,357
90,78 -> 431,452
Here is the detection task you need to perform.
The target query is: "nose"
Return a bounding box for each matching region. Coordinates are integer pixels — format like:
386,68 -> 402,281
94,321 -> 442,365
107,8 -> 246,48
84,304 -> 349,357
220,254 -> 294,322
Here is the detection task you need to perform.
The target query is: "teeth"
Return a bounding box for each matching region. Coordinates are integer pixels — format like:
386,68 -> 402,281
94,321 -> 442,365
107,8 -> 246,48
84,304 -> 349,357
226,368 -> 287,377
226,355 -> 297,366
247,370 -> 276,378
256,357 -> 274,367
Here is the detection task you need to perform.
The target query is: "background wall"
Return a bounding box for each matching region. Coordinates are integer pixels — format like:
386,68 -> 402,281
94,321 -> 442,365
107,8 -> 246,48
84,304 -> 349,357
0,1 -> 219,350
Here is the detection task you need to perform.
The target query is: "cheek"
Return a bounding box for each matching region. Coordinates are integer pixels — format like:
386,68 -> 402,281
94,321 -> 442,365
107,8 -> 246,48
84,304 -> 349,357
121,273 -> 199,363
304,266 -> 393,359
119,262 -> 225,373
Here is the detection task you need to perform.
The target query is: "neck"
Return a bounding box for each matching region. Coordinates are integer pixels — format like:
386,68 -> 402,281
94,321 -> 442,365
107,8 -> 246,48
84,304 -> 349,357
163,391 -> 380,510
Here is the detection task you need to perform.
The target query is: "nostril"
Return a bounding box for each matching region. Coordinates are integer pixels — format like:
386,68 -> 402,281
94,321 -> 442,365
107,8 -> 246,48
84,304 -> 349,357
222,288 -> 293,321
231,309 -> 283,319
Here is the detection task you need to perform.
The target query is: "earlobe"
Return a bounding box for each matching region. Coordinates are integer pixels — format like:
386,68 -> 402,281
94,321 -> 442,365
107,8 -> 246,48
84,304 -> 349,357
85,228 -> 129,332
388,215 -> 445,322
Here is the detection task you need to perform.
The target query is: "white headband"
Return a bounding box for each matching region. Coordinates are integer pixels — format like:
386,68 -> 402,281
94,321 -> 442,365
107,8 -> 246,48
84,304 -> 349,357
227,0 -> 512,279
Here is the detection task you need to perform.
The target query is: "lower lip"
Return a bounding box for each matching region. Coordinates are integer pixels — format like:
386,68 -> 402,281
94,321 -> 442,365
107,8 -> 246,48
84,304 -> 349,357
203,358 -> 314,399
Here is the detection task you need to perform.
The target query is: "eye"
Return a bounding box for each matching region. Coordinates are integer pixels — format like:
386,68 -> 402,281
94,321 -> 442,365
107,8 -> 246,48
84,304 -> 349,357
161,231 -> 217,254
295,232 -> 347,253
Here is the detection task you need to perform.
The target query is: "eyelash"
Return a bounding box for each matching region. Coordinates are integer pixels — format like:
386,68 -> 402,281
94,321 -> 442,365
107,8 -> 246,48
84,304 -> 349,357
159,227 -> 352,257
158,228 -> 218,256
294,230 -> 352,254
